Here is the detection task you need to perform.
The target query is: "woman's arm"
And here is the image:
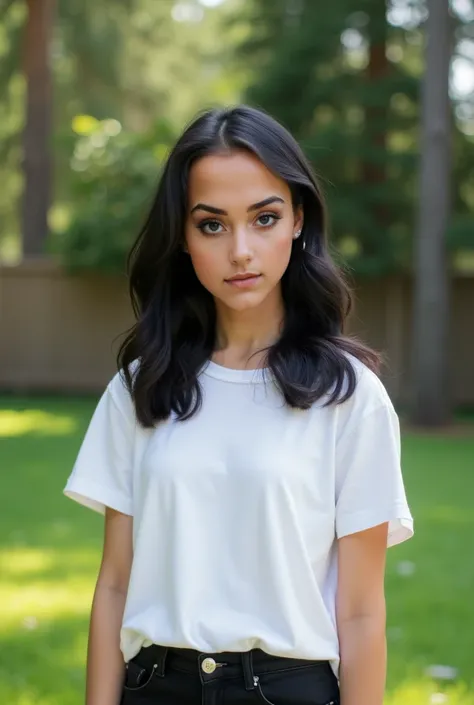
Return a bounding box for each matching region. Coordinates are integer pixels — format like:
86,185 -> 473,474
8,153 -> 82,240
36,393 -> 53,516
336,522 -> 389,705
86,507 -> 133,705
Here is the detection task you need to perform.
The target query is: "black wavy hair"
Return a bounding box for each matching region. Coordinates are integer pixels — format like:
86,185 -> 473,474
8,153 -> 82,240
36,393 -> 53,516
117,104 -> 380,428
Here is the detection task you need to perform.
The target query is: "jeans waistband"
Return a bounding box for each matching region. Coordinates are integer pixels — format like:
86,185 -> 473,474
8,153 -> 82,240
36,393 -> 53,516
130,644 -> 332,691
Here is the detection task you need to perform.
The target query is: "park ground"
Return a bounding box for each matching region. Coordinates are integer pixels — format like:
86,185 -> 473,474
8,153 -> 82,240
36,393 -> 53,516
0,396 -> 473,705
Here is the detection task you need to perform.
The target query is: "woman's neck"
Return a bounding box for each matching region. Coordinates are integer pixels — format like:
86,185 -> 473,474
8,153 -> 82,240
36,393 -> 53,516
213,290 -> 284,369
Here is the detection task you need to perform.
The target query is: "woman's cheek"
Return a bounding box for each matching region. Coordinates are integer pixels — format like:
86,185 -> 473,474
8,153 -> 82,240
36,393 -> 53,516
267,236 -> 293,278
189,248 -> 222,292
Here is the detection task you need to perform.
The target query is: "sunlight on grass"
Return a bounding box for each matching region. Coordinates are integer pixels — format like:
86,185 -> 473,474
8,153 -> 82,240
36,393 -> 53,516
0,548 -> 56,575
0,580 -> 94,630
386,679 -> 474,705
0,693 -> 60,705
0,546 -> 98,579
0,409 -> 77,437
0,547 -> 98,632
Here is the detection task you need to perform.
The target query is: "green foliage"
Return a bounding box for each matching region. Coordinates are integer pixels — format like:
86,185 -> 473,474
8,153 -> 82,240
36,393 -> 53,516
232,0 -> 417,274
46,0 -> 245,273
233,0 -> 474,275
0,0 -> 243,261
49,117 -> 176,273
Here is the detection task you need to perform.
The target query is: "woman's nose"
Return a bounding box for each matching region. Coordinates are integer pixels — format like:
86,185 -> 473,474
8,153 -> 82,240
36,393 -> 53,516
230,229 -> 253,264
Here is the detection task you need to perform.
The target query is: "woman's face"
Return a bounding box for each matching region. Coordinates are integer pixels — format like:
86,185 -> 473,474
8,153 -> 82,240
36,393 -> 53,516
184,150 -> 303,313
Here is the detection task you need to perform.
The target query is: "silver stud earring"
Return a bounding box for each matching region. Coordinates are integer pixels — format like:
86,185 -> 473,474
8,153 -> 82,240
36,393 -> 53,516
293,229 -> 302,239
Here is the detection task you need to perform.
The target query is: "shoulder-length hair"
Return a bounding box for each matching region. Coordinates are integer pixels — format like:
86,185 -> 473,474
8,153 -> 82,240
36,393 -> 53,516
118,104 -> 379,427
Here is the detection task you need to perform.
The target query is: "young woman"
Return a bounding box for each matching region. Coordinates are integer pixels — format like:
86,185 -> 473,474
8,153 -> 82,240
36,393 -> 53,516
64,104 -> 414,705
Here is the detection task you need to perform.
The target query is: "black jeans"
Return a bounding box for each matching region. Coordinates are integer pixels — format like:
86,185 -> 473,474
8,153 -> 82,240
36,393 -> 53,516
120,644 -> 340,705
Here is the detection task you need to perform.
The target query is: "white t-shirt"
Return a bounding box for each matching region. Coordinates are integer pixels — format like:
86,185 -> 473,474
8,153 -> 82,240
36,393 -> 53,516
64,357 -> 413,676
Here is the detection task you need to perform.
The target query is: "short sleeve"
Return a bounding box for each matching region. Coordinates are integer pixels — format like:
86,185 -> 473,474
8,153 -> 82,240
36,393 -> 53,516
63,375 -> 135,516
335,402 -> 414,547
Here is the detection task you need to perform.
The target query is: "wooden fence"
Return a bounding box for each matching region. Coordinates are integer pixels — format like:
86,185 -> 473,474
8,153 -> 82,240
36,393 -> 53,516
1,258 -> 473,406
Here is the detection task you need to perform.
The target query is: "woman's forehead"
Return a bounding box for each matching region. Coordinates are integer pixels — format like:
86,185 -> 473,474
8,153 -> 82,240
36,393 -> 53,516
187,151 -> 289,205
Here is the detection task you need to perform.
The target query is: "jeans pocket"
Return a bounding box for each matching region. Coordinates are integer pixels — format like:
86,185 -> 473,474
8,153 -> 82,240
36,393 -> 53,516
123,660 -> 158,692
253,676 -> 277,705
253,664 -> 340,705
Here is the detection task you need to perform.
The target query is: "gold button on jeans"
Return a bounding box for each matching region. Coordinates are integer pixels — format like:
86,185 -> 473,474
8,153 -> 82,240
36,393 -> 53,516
201,657 -> 217,674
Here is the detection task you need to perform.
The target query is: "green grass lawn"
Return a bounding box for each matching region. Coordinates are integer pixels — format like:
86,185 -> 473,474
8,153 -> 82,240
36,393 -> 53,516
0,396 -> 473,705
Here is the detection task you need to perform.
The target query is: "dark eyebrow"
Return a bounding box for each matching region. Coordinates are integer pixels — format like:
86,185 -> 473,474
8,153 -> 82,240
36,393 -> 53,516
248,196 -> 285,212
190,196 -> 285,216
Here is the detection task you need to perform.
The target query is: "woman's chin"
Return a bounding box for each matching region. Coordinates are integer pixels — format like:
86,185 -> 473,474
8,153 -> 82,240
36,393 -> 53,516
215,290 -> 269,313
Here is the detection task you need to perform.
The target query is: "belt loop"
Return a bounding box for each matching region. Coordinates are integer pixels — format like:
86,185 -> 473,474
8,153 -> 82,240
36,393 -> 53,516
241,650 -> 256,691
155,646 -> 168,677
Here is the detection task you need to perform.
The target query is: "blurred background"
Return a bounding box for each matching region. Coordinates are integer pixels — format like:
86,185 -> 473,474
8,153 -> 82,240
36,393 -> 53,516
0,0 -> 473,703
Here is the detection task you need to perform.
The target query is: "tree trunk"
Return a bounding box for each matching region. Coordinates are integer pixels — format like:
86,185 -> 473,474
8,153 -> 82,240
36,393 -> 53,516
411,0 -> 452,426
22,0 -> 55,256
361,0 -> 389,258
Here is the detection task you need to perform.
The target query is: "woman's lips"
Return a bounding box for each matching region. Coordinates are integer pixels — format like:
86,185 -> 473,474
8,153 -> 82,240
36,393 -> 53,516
225,274 -> 262,289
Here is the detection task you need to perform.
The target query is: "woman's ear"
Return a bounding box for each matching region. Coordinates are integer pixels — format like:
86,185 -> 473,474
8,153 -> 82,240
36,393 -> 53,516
293,205 -> 304,237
